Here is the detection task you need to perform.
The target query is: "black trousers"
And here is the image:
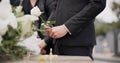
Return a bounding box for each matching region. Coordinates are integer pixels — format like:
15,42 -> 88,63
53,43 -> 94,60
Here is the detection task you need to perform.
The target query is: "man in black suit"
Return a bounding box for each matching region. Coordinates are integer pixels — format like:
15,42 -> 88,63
40,0 -> 106,59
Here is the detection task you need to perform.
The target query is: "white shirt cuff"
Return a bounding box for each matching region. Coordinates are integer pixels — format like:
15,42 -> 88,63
63,25 -> 71,35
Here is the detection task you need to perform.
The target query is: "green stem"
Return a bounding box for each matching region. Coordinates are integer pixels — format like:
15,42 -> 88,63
39,16 -> 48,27
39,16 -> 46,24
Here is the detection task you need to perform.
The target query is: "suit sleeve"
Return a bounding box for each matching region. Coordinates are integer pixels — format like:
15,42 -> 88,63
64,0 -> 106,36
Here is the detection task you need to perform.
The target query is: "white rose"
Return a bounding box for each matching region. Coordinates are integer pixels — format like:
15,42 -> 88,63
41,23 -> 47,27
0,21 -> 9,36
21,19 -> 33,38
0,13 -> 17,31
17,34 -> 41,55
17,15 -> 39,38
0,36 -> 3,46
17,15 -> 39,22
0,0 -> 12,20
7,13 -> 18,29
31,6 -> 42,17
15,6 -> 23,13
15,5 -> 24,17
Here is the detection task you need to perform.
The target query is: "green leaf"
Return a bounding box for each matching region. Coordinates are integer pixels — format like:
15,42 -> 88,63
2,25 -> 20,40
46,21 -> 55,26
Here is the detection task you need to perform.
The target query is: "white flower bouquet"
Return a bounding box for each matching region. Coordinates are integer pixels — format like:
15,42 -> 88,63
0,0 -> 41,61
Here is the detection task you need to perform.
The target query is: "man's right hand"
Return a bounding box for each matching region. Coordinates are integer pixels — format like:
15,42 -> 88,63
39,40 -> 47,54
41,49 -> 47,55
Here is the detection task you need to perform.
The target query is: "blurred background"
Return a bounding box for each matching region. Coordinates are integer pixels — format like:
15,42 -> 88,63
94,0 -> 120,63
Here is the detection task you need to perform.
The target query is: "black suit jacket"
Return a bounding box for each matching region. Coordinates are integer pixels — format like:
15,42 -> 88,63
45,0 -> 106,46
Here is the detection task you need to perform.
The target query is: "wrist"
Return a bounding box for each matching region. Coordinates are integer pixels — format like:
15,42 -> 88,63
62,25 -> 71,35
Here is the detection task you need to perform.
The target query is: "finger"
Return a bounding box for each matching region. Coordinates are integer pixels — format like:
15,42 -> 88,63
52,33 -> 58,39
45,28 -> 52,34
45,28 -> 52,33
41,50 -> 46,54
41,49 -> 46,55
49,30 -> 55,38
39,44 -> 45,50
39,45 -> 43,49
50,32 -> 54,38
45,26 -> 51,29
39,40 -> 47,49
45,26 -> 51,31
45,30 -> 50,36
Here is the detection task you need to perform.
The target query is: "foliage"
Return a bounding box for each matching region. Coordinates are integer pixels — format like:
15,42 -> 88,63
95,22 -> 113,36
0,46 -> 29,60
112,2 -> 120,20
40,20 -> 55,35
0,25 -> 30,61
95,2 -> 120,36
95,21 -> 120,36
12,6 -> 24,17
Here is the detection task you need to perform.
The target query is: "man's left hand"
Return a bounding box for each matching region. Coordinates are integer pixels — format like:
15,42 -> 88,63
49,25 -> 68,39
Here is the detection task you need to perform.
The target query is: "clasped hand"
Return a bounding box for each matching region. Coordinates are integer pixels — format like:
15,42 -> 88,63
39,25 -> 68,54
45,25 -> 68,39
